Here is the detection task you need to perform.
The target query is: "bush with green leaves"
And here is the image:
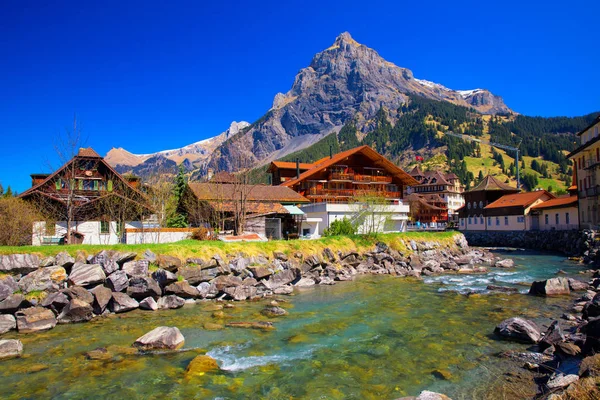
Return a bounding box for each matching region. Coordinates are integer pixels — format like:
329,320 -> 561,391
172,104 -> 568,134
323,217 -> 356,237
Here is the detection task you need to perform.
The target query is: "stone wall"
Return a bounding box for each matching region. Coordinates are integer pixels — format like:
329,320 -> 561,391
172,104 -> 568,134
464,230 -> 598,259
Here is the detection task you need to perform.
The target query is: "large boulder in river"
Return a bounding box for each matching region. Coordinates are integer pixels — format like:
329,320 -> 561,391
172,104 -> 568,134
0,276 -> 18,301
109,292 -> 139,313
18,267 -> 67,293
16,307 -> 57,333
494,317 -> 541,343
127,277 -> 162,300
157,295 -> 185,309
164,281 -> 199,299
185,355 -> 219,379
529,277 -> 570,296
106,270 -> 129,292
68,263 -> 106,287
133,326 -> 184,350
223,286 -> 257,301
58,299 -> 94,324
0,314 -> 16,334
0,339 -> 23,360
0,254 -> 40,275
494,259 -> 515,268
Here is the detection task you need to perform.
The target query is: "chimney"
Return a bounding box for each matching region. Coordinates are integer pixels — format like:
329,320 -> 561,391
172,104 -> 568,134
207,168 -> 214,181
330,145 -> 333,159
296,158 -> 300,179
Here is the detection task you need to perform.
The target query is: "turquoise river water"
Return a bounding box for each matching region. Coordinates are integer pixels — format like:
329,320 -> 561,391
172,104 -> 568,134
0,251 -> 585,399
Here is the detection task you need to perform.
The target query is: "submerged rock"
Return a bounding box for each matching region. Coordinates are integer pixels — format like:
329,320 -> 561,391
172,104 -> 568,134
494,317 -> 541,343
185,355 -> 219,378
133,326 -> 184,350
0,339 -> 23,360
226,321 -> 275,330
261,306 -> 288,317
529,277 -> 570,296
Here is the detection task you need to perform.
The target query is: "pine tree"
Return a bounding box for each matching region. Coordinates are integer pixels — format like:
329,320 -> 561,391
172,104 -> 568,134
3,186 -> 13,198
167,165 -> 188,228
477,170 -> 484,183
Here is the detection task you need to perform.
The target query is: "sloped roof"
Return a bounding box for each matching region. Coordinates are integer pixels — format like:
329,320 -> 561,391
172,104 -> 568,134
210,171 -> 237,183
410,165 -> 424,176
77,147 -> 102,158
485,190 -> 553,209
405,193 -> 446,210
531,195 -> 578,210
267,161 -> 314,173
281,145 -> 419,188
212,201 -> 289,214
187,182 -> 309,203
468,175 -> 519,193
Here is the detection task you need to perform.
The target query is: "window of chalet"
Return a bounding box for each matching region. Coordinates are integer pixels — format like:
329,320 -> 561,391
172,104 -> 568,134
100,220 -> 110,234
566,213 -> 570,225
83,180 -> 94,191
555,214 -> 559,225
545,214 -> 549,224
480,216 -> 484,224
487,217 -> 492,225
468,216 -> 472,225
517,216 -> 524,223
504,216 -> 508,225
496,217 -> 500,226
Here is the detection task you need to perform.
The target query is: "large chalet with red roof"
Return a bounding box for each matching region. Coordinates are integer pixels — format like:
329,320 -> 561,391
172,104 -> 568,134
267,145 -> 418,237
19,148 -> 152,245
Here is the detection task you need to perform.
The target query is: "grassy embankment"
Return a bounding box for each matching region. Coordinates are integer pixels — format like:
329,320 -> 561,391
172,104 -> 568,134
0,232 -> 460,260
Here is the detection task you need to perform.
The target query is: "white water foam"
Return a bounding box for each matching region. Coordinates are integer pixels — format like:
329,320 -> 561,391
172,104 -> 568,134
207,343 -> 316,372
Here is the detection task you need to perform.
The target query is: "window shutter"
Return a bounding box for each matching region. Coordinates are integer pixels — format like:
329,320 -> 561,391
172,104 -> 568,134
78,180 -> 83,190
55,179 -> 61,190
108,180 -> 113,192
93,180 -> 98,191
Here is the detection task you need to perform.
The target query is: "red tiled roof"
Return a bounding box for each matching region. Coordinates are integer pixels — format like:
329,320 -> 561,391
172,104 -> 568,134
485,191 -> 553,209
281,145 -> 419,188
267,161 -> 314,172
531,195 -> 578,210
469,175 -> 519,193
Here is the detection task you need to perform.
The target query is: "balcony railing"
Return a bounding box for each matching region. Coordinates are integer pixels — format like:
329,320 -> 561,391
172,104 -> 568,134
307,188 -> 400,198
328,172 -> 392,183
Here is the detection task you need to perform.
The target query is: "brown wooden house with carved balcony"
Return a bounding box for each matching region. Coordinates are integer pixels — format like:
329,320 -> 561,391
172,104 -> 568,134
19,148 -> 152,245
267,146 -> 418,237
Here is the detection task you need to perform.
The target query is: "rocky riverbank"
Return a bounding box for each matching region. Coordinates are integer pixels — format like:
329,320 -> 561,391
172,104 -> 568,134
492,272 -> 600,399
0,233 -> 512,349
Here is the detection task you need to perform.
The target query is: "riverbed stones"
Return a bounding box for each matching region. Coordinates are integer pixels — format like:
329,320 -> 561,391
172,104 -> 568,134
261,306 -> 288,317
495,317 -> 541,343
0,276 -> 18,301
157,295 -> 185,309
106,270 -> 129,292
58,299 -> 94,324
133,326 -> 184,350
151,269 -> 178,287
122,260 -> 149,277
157,255 -> 182,272
546,373 -> 579,390
19,266 -> 67,293
68,263 -> 106,287
0,339 -> 23,360
109,292 -> 139,313
223,286 -> 257,301
0,315 -> 16,334
139,297 -> 158,311
16,307 -> 57,333
540,321 -> 564,349
568,278 -> 590,291
0,254 -> 40,275
494,259 -> 515,268
164,281 -> 199,299
185,355 -> 219,378
0,294 -> 31,314
529,277 -> 570,296
40,292 -> 69,314
91,285 -> 112,314
63,286 -> 94,304
127,277 -> 162,300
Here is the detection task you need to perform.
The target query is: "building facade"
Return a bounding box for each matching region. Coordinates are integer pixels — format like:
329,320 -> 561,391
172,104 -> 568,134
530,195 -> 579,231
269,146 -> 418,237
481,190 -> 554,231
20,148 -> 152,245
568,115 -> 600,229
406,166 -> 464,222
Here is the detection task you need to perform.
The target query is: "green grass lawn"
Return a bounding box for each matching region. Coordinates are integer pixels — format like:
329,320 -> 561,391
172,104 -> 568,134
0,232 -> 460,260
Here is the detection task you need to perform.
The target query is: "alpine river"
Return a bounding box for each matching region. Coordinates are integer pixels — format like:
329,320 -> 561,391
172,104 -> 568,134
0,250 -> 584,399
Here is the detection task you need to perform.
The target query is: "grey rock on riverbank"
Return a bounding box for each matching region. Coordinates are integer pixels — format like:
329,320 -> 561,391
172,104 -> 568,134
495,317 -> 541,343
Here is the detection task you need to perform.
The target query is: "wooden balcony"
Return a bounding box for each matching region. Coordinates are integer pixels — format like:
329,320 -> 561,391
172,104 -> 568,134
328,172 -> 393,183
307,188 -> 400,198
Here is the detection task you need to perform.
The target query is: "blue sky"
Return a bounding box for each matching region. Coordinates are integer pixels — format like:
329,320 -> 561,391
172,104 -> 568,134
1,0 -> 599,193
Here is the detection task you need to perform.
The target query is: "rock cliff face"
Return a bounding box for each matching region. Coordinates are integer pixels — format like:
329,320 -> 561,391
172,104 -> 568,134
209,32 -> 512,172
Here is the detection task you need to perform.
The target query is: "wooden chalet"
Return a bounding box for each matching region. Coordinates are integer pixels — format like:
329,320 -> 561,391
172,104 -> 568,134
19,148 -> 152,245
405,193 -> 448,224
267,146 -> 418,237
406,166 -> 464,222
183,181 -> 309,240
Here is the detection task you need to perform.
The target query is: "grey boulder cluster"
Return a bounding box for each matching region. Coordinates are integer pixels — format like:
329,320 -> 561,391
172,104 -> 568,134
493,273 -> 600,395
